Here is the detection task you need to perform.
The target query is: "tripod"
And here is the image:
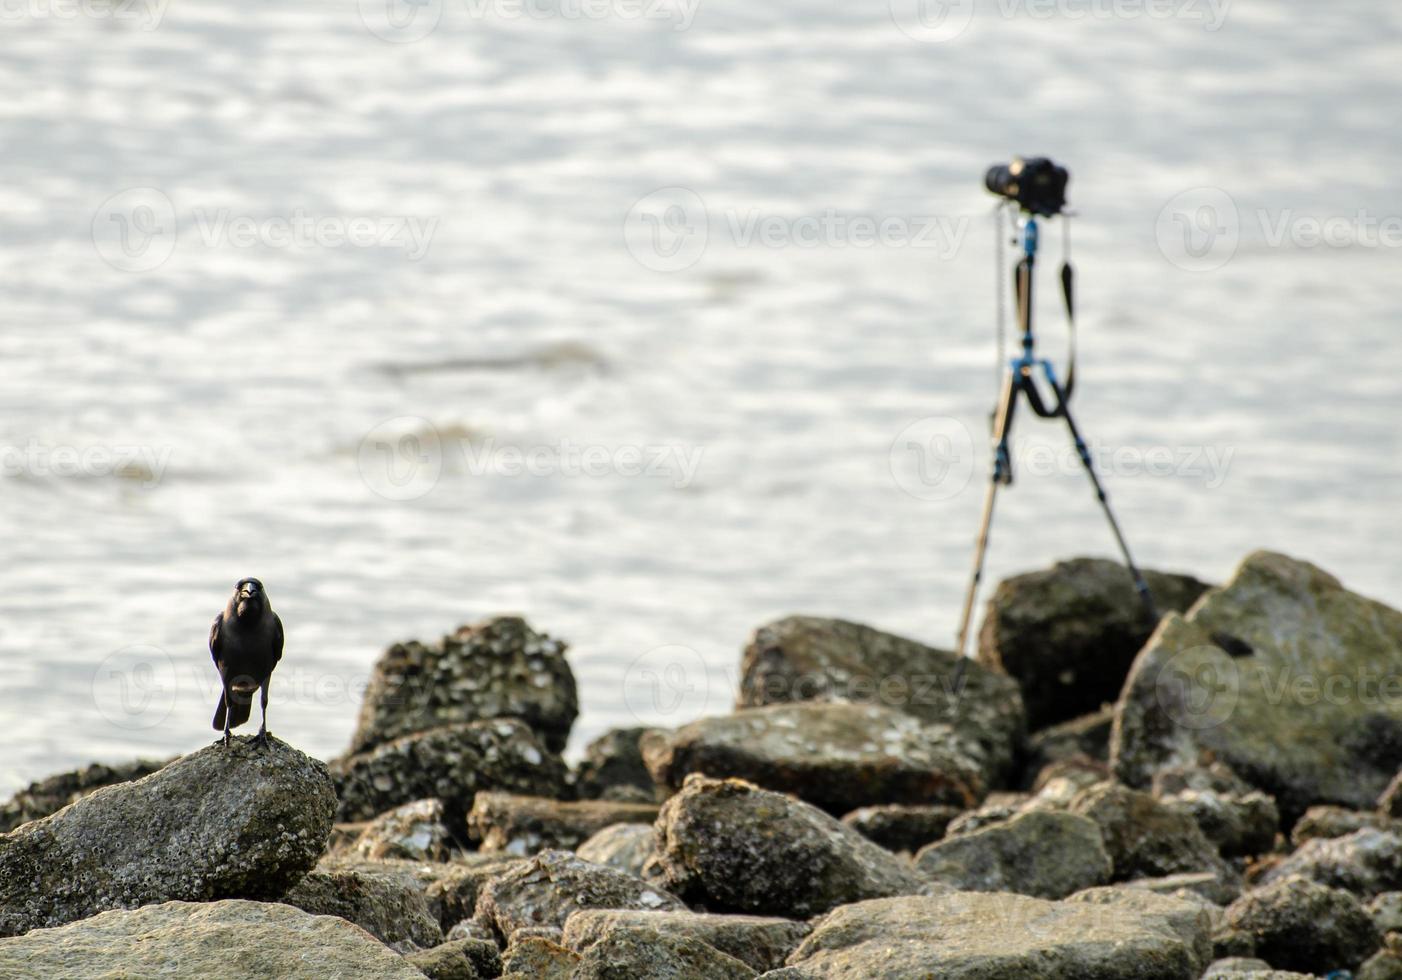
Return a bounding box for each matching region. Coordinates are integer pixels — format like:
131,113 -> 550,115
954,211 -> 1158,659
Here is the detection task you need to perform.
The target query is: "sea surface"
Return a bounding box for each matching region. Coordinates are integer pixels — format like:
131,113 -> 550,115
0,0 -> 1398,793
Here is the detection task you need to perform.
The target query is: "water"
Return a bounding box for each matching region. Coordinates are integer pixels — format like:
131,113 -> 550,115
0,0 -> 1398,794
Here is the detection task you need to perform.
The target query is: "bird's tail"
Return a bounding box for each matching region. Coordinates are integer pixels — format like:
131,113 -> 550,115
212,690 -> 253,731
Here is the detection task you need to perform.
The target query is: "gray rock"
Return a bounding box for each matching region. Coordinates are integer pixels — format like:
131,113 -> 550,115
1025,706 -> 1116,774
977,558 -> 1210,730
1224,874 -> 1379,973
403,938 -> 501,980
1069,781 -> 1243,903
945,793 -> 1031,836
571,923 -> 757,979
915,810 -> 1112,899
840,804 -> 961,853
350,615 -> 577,754
1261,828 -> 1402,898
0,900 -> 424,979
500,935 -> 578,979
737,616 -> 1025,785
642,702 -> 985,814
563,909 -> 810,972
781,891 -> 1203,978
329,719 -> 568,825
1367,891 -> 1402,933
473,849 -> 684,943
652,775 -> 926,917
1360,941 -> 1402,980
446,917 -> 497,943
1064,885 -> 1214,975
575,823 -> 655,878
1382,771 -> 1402,819
0,736 -> 334,937
1161,789 -> 1279,858
0,757 -> 173,834
467,792 -> 659,856
1201,960 -> 1314,979
281,867 -> 443,949
575,727 -> 663,801
1292,805 -> 1401,846
1112,551 -> 1402,822
317,853 -> 523,933
354,798 -> 453,862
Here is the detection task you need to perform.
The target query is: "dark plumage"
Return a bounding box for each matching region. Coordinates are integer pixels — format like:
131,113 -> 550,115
209,577 -> 284,747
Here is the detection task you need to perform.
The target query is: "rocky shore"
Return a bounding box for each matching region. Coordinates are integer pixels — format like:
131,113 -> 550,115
0,549 -> 1399,978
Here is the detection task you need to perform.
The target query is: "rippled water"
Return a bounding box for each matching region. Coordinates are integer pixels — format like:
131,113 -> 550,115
0,0 -> 1398,794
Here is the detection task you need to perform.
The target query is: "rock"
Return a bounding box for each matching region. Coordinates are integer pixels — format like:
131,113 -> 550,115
978,558 -> 1211,730
575,823 -> 655,877
281,868 -> 443,949
652,775 -> 925,917
1025,707 -> 1116,775
446,917 -> 497,943
350,615 -> 577,755
1201,960 -> 1314,978
914,810 -> 1112,899
571,923 -> 757,979
840,804 -> 961,853
1032,756 -> 1114,794
1224,874 -> 1379,973
1065,885 -> 1214,975
1368,891 -> 1402,933
642,702 -> 984,814
473,849 -> 684,943
0,736 -> 333,937
0,899 -> 424,979
354,798 -> 453,862
781,891 -> 1203,978
1157,785 -> 1279,859
467,792 -> 659,856
575,727 -> 662,801
1292,806 -> 1402,846
1261,828 -> 1402,898
1112,551 -> 1402,822
500,935 -> 579,979
1362,950 -> 1402,980
945,793 -> 1031,836
737,616 -> 1025,785
1382,771 -> 1402,818
563,909 -> 810,972
0,757 -> 173,833
329,719 -> 568,826
1069,781 -> 1243,904
403,938 -> 501,980
317,853 -> 523,933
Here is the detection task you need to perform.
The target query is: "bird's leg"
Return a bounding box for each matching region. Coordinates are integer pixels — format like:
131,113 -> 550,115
252,684 -> 270,749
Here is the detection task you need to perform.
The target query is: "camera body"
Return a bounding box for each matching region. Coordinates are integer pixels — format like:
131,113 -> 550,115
985,157 -> 1069,217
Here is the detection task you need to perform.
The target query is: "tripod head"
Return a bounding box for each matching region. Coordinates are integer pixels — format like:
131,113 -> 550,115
984,157 -> 1070,217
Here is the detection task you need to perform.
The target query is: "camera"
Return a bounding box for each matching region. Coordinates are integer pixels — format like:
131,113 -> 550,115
984,157 -> 1069,217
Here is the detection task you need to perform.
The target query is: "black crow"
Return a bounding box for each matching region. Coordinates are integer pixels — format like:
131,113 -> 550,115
210,577 -> 283,747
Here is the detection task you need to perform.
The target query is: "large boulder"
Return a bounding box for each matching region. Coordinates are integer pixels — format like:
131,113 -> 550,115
576,824 -> 655,878
1064,886 -> 1214,976
575,727 -> 662,801
840,803 -> 961,853
1112,552 -> 1402,821
354,798 -> 453,862
329,719 -> 568,825
571,922 -> 757,978
563,908 -> 809,972
977,558 -> 1210,730
737,616 -> 1025,785
779,891 -> 1205,978
0,900 -> 425,979
914,810 -> 1112,899
1069,782 -> 1242,904
1224,875 -> 1380,973
0,757 -> 173,833
467,792 -> 659,856
473,849 -> 684,943
351,616 -> 577,754
652,775 -> 925,917
282,867 -> 444,949
642,703 -> 984,814
1261,828 -> 1402,898
0,736 -> 334,937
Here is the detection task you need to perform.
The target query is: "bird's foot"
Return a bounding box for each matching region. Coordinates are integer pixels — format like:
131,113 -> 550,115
251,729 -> 270,750
222,730 -> 233,748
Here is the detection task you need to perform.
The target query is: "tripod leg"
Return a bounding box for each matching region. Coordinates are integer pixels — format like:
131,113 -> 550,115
955,370 -> 1020,659
1054,394 -> 1160,624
